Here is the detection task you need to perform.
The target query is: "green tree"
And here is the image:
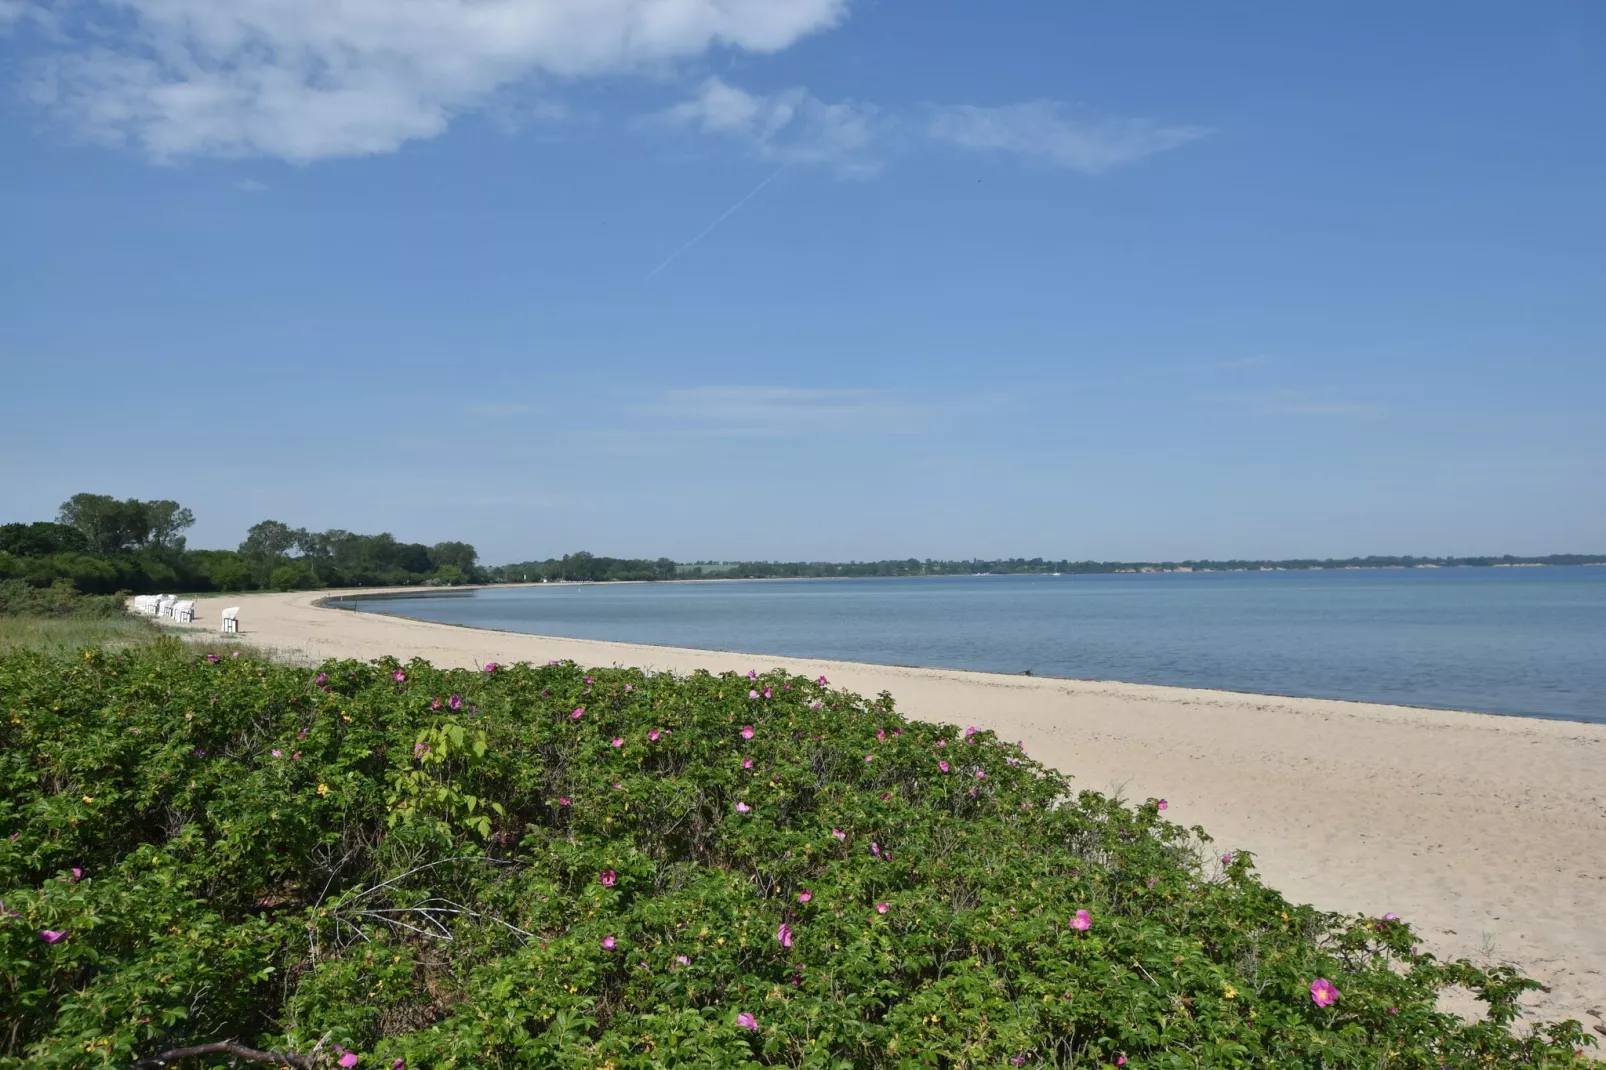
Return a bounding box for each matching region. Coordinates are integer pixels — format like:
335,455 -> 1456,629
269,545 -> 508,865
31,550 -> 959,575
241,521 -> 300,586
55,494 -> 195,553
189,550 -> 255,592
269,561 -> 314,590
429,541 -> 478,574
142,500 -> 195,550
239,520 -> 298,560
57,493 -> 139,554
0,522 -> 88,557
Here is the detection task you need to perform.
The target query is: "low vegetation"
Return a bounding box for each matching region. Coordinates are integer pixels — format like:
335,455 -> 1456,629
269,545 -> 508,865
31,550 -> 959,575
0,579 -> 127,620
1,645 -> 1591,1067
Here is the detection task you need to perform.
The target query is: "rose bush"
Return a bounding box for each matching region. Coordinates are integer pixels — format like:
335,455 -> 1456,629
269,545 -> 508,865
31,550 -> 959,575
0,644 -> 1592,1067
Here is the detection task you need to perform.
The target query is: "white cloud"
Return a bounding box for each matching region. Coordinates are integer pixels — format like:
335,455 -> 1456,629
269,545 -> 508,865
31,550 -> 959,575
653,80 -> 1205,176
20,0 -> 847,161
924,100 -> 1210,174
653,386 -> 932,436
654,76 -> 882,176
233,178 -> 268,192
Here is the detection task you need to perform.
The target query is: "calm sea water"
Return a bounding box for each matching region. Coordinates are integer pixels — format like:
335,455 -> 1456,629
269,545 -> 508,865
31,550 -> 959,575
341,567 -> 1606,723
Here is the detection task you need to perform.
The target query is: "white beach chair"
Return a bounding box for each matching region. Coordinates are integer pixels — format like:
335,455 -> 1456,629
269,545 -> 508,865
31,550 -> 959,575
132,595 -> 153,614
221,607 -> 240,634
173,599 -> 196,623
158,595 -> 177,618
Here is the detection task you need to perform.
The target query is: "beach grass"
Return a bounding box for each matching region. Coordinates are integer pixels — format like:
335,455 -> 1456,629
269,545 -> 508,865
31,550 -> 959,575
0,613 -> 158,652
0,611 -> 273,662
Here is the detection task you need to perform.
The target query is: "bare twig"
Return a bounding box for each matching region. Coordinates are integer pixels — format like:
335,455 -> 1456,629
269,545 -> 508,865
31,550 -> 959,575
349,856 -> 520,903
348,897 -> 534,942
132,1039 -> 313,1068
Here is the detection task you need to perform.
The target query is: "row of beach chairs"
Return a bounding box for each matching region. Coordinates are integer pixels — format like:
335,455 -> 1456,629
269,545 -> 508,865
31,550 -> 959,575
133,595 -> 239,632
133,594 -> 194,621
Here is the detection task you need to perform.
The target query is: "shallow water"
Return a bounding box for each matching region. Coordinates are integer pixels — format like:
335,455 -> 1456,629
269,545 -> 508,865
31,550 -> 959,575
342,566 -> 1606,723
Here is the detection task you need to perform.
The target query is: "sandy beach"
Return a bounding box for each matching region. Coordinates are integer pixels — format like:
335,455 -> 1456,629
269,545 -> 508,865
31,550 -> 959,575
160,588 -> 1606,1032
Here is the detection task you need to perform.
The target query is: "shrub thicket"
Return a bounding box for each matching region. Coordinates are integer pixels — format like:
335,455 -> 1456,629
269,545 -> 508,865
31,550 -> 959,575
0,646 -> 1591,1068
0,579 -> 127,619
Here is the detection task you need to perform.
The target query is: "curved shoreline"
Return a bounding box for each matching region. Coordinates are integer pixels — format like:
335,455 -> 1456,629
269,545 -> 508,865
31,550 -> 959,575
159,587 -> 1606,1029
329,591 -> 1602,727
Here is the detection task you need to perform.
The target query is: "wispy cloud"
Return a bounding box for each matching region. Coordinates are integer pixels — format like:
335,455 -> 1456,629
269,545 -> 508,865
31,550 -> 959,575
623,386 -> 936,438
923,101 -> 1210,174
233,178 -> 268,193
650,78 -> 1207,177
1201,389 -> 1384,419
651,77 -> 883,178
16,0 -> 847,161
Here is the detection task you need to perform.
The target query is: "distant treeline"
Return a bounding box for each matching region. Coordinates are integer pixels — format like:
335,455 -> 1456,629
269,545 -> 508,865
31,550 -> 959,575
1,494 -> 483,594
7,494 -> 1600,598
489,552 -> 678,584
482,551 -> 1604,585
676,554 -> 1605,578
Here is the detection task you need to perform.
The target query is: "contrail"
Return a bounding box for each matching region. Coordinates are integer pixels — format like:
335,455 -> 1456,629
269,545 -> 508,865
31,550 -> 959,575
645,163 -> 789,281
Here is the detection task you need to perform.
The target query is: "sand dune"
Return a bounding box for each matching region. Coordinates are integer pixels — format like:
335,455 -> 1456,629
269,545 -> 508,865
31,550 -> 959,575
158,587 -> 1606,1031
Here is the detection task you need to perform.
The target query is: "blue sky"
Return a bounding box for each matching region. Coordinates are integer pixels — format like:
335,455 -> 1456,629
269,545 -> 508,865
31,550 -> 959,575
1,1 -> 1603,563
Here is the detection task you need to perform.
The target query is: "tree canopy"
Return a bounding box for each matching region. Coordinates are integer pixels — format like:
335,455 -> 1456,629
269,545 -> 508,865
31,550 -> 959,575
55,494 -> 194,554
2,496 -> 480,595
